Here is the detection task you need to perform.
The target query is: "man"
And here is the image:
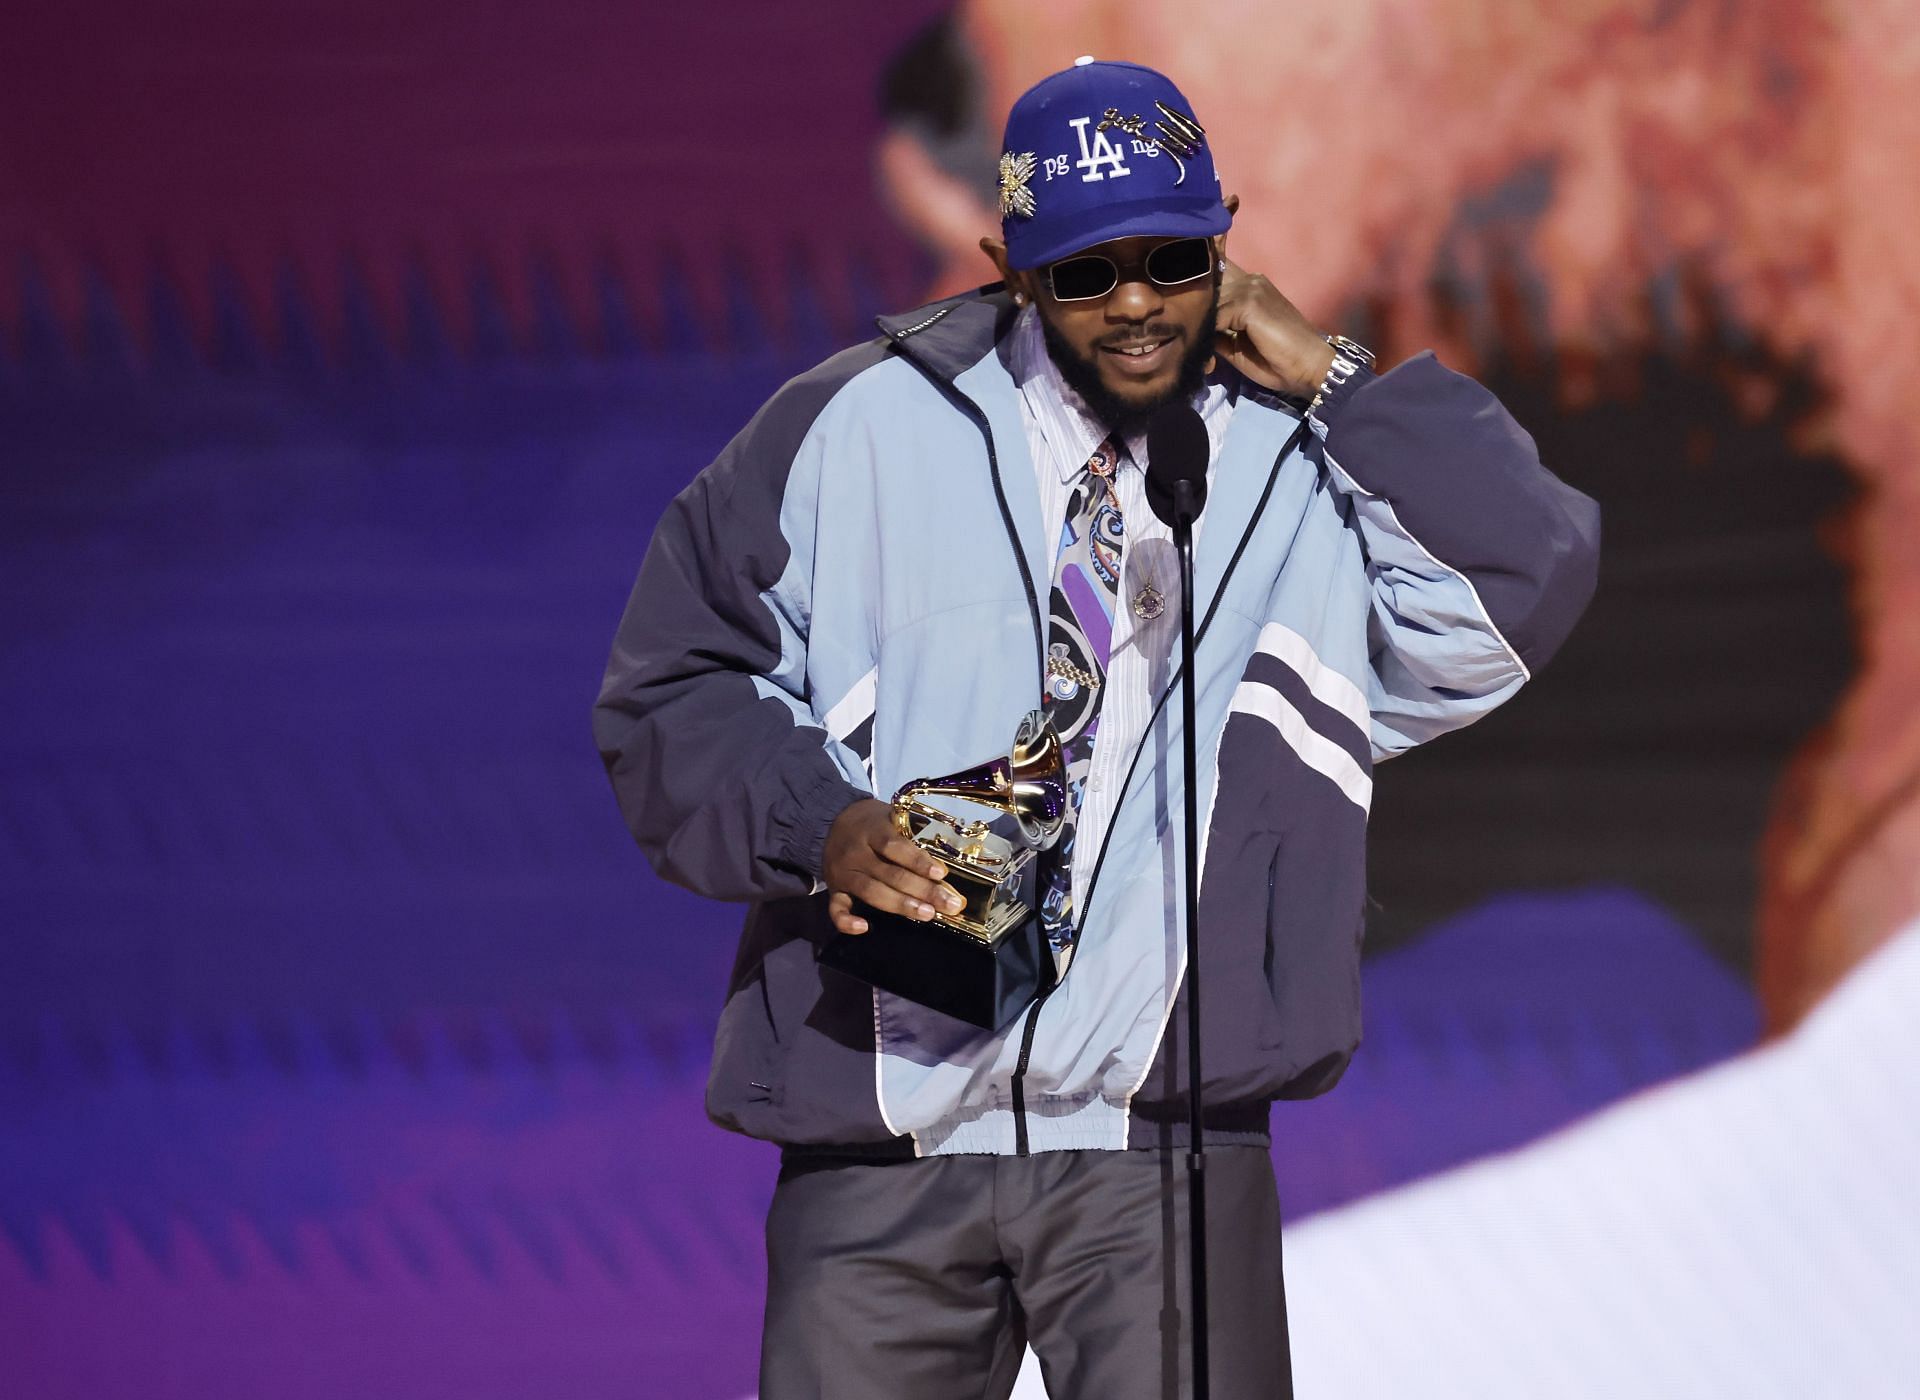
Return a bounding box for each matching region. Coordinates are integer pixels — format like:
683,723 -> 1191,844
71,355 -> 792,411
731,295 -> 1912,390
595,58 -> 1599,1400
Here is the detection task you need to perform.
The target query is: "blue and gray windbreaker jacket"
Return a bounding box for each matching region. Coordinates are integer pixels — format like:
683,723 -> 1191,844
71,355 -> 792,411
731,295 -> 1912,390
594,287 -> 1600,1157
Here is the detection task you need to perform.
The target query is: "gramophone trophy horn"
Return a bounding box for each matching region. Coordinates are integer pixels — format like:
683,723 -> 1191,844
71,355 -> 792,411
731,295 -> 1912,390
817,710 -> 1068,1030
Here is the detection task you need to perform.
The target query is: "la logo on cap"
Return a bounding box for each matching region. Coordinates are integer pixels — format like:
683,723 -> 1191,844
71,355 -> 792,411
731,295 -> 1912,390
1068,116 -> 1132,182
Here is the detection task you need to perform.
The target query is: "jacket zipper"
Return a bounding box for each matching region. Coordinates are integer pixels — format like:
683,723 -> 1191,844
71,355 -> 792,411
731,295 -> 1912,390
885,319 -> 1052,1153
963,389 -> 1055,1157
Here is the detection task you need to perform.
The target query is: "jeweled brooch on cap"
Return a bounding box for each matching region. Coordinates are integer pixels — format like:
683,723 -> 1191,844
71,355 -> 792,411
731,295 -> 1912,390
1096,103 -> 1208,187
1152,101 -> 1206,185
998,150 -> 1037,219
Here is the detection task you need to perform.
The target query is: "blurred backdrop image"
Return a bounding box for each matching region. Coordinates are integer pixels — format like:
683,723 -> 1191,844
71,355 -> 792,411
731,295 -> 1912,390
3,3 -> 1917,1397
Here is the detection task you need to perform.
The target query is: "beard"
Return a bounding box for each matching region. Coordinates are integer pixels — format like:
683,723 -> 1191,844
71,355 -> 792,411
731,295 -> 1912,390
1039,293 -> 1219,440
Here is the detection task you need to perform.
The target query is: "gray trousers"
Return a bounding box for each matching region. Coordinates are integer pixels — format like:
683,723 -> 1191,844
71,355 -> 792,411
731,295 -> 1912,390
760,1146 -> 1291,1400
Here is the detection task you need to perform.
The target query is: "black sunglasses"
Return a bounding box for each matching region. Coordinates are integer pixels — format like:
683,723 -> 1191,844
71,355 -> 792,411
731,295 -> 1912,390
1044,237 -> 1215,303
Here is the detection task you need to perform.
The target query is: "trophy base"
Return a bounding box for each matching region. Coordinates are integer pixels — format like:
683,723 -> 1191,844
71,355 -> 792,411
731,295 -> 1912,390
817,900 -> 1057,1032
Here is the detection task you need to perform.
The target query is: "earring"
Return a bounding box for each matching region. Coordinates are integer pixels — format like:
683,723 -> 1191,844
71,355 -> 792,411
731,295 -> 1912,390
1217,259 -> 1226,272
1014,292 -> 1027,306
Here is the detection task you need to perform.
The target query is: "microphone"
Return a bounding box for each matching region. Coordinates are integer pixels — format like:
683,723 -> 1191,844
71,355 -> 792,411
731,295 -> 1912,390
1145,400 -> 1209,527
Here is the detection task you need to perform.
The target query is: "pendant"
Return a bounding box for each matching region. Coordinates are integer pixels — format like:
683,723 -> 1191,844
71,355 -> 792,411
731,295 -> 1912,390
1132,581 -> 1166,620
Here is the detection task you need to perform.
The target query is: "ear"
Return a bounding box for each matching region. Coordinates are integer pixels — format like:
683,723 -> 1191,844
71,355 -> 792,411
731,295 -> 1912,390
1213,193 -> 1240,267
980,236 -> 1040,306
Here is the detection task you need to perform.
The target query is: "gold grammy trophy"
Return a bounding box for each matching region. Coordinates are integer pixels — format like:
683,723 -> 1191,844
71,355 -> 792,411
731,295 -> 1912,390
817,710 -> 1068,1030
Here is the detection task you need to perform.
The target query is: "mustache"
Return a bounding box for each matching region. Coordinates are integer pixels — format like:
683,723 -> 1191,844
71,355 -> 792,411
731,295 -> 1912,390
1098,326 -> 1183,350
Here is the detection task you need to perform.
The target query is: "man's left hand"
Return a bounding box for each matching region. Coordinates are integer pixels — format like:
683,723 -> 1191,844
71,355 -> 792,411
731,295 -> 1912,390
1213,259 -> 1337,400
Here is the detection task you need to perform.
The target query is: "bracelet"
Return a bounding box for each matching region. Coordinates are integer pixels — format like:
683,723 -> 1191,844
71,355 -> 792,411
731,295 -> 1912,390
1308,356 -> 1358,416
1308,334 -> 1375,416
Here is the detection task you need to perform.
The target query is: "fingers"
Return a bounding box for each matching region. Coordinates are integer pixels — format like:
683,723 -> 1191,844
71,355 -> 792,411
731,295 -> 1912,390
828,890 -> 867,936
873,836 -> 964,919
1213,334 -> 1272,383
880,835 -> 946,883
826,834 -> 964,925
821,804 -> 968,928
849,864 -> 963,922
1215,257 -> 1253,310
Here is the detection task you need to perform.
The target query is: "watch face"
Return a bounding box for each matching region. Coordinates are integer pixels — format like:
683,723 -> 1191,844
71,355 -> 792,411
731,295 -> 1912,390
1328,334 -> 1376,370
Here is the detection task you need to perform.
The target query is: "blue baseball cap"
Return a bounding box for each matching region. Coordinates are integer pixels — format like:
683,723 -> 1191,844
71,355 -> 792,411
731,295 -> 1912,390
997,58 -> 1231,271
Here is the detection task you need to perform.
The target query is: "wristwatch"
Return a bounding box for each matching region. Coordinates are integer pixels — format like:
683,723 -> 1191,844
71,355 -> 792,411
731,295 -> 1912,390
1309,333 -> 1375,416
1325,333 -> 1375,370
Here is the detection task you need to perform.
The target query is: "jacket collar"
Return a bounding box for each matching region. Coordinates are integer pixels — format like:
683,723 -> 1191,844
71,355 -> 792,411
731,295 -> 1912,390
874,285 -> 1020,385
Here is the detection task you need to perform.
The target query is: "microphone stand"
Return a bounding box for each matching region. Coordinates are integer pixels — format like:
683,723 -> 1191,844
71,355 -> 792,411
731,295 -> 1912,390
1171,477 -> 1209,1400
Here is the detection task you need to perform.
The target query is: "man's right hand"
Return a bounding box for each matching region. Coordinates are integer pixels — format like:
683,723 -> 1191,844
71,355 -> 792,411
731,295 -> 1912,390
822,798 -> 966,935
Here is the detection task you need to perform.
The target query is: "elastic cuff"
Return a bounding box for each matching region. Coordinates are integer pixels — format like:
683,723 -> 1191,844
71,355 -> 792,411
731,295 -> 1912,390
1307,362 -> 1377,440
778,762 -> 867,881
